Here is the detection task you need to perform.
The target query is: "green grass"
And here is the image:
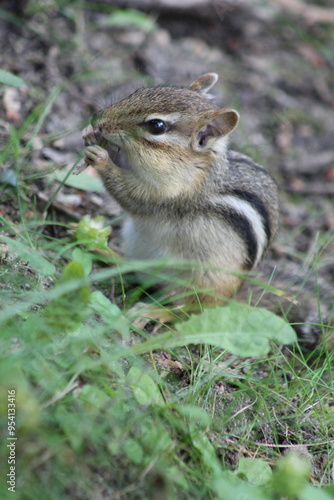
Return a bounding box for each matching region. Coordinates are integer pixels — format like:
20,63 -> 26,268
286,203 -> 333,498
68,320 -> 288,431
1,2 -> 334,499
1,174 -> 333,499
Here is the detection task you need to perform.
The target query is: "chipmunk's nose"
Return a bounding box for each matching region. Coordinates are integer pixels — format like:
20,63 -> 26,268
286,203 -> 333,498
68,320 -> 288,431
92,122 -> 106,138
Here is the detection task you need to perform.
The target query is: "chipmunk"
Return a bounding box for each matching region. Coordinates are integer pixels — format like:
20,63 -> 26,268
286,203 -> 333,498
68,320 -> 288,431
79,73 -> 332,343
81,73 -> 279,307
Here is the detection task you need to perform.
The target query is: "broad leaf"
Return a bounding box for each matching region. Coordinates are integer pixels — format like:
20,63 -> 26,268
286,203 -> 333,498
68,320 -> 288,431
300,485 -> 334,500
236,457 -> 272,486
131,302 -> 297,358
0,69 -> 26,87
212,472 -> 268,500
90,291 -> 129,338
50,170 -> 104,192
126,366 -> 165,407
24,260 -> 91,337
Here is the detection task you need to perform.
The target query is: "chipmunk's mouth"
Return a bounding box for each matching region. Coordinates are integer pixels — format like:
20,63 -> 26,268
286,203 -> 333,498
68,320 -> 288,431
96,130 -> 130,170
106,142 -> 129,170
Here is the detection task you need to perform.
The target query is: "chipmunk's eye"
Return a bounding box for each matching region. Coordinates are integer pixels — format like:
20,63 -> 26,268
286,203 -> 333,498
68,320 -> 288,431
145,119 -> 168,135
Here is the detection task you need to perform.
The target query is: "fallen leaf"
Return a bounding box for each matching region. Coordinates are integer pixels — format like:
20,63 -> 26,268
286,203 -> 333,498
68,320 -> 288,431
3,87 -> 21,122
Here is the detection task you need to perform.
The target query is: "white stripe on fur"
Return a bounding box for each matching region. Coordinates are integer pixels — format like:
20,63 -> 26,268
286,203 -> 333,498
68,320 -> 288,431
218,195 -> 267,267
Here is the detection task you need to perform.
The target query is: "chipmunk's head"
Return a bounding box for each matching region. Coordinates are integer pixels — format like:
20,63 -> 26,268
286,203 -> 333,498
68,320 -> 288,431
92,74 -> 239,194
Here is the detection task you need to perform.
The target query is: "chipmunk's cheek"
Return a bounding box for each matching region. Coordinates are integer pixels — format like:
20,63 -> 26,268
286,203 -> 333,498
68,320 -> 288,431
105,143 -> 130,170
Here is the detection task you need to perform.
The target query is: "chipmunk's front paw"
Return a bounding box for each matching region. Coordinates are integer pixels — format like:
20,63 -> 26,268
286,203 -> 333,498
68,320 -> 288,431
85,145 -> 110,171
82,124 -> 102,146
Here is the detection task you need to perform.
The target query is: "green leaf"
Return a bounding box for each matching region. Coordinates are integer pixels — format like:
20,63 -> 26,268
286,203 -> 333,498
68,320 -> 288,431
176,404 -> 211,430
126,366 -> 165,407
78,384 -> 112,409
98,8 -> 156,32
272,453 -> 310,497
32,260 -> 91,336
211,472 -> 268,500
123,438 -> 144,465
1,236 -> 55,276
50,170 -> 104,192
300,485 -> 334,500
190,430 -> 222,476
141,421 -> 172,454
321,485 -> 334,498
0,69 -> 26,87
90,291 -> 129,338
55,405 -> 85,451
71,248 -> 93,276
236,457 -> 272,486
131,302 -> 297,358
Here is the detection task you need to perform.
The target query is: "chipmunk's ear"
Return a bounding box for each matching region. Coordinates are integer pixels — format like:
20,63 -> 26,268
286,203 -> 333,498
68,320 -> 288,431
192,108 -> 239,151
189,73 -> 218,95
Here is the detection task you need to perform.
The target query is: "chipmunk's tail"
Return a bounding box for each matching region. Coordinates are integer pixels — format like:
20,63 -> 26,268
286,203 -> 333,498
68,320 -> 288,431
238,258 -> 334,349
